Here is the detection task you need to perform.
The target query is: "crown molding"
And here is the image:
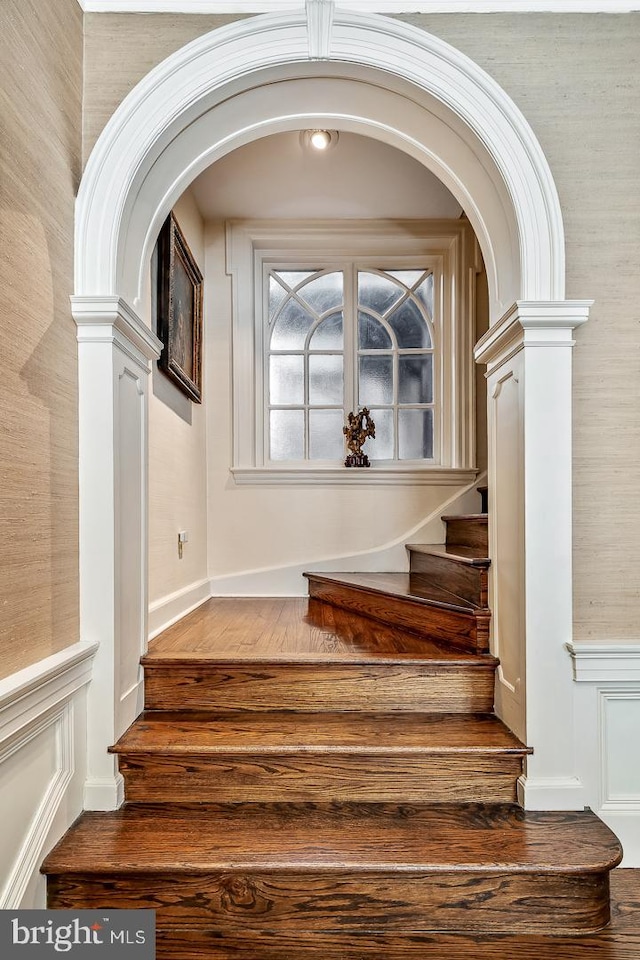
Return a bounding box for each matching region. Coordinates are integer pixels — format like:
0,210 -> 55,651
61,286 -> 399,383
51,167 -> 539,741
78,1 -> 640,13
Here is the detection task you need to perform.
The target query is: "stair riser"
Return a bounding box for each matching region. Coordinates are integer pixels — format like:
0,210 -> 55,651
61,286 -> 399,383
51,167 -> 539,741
47,870 -> 611,935
445,519 -> 488,552
306,580 -> 489,654
144,665 -> 496,713
408,553 -> 488,607
117,754 -> 523,803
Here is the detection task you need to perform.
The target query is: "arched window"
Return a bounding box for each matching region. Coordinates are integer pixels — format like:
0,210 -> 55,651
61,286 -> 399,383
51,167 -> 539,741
268,267 -> 435,462
227,220 -> 476,483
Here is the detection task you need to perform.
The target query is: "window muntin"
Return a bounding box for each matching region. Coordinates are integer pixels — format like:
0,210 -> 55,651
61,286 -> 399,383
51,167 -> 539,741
267,265 -> 435,463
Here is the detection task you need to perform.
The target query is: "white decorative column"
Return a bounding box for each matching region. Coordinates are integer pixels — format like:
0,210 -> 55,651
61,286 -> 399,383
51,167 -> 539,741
72,296 -> 162,810
475,300 -> 592,810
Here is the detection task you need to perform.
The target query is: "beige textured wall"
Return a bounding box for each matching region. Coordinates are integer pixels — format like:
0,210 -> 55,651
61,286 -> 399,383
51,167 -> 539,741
0,0 -> 82,680
83,12 -> 640,640
396,14 -> 640,641
148,190 -> 208,606
82,13 -> 249,161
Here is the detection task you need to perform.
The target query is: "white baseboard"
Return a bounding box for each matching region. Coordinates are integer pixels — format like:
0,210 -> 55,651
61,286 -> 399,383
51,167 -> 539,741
83,773 -> 125,811
119,675 -> 145,726
517,775 -> 585,810
148,577 -> 211,639
0,643 -> 96,908
210,478 -> 484,596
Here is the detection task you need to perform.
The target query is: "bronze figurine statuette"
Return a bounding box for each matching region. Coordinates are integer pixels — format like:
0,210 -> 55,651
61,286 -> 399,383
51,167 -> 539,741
343,408 -> 376,468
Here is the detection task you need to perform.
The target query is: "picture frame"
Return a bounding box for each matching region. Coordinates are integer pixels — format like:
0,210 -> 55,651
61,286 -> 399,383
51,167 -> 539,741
157,212 -> 203,403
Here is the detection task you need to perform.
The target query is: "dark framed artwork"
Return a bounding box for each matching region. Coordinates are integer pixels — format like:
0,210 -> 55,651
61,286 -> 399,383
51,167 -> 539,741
157,212 -> 203,403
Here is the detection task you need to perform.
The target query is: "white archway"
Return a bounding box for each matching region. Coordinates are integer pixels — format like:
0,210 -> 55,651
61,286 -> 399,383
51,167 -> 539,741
75,9 -> 565,315
73,5 -> 590,813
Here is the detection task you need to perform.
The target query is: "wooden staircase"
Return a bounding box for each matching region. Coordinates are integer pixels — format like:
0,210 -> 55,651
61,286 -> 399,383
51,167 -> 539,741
42,501 -> 622,957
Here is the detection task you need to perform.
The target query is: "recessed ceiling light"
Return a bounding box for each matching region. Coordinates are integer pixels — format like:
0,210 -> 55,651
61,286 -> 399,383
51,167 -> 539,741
310,130 -> 332,150
300,130 -> 340,153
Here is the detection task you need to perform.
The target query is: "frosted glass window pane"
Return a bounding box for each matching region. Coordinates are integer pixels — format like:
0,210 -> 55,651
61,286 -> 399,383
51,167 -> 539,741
309,409 -> 345,460
358,272 -> 403,315
298,272 -> 343,315
268,275 -> 288,321
309,355 -> 343,404
387,270 -> 424,288
271,299 -> 314,349
270,355 -> 304,405
273,270 -> 317,289
270,409 -> 304,460
309,312 -> 343,349
367,408 -> 393,460
398,356 -> 433,404
358,312 -> 392,350
415,272 -> 434,317
359,355 -> 393,405
388,299 -> 431,348
399,409 -> 433,460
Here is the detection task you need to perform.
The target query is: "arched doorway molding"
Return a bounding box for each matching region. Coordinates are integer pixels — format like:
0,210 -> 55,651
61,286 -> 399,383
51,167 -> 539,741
75,9 -> 565,316
73,5 -> 590,813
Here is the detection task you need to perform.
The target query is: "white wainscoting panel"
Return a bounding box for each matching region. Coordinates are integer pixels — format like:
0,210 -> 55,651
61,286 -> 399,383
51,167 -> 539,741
0,643 -> 96,907
569,643 -> 640,866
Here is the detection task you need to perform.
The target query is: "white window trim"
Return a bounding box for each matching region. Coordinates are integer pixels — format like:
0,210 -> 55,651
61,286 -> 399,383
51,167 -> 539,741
226,219 -> 478,484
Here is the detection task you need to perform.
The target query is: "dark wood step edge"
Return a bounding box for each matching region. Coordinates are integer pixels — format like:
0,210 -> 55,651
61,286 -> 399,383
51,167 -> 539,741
304,572 -> 483,616
442,514 -> 488,523
108,742 -> 532,757
406,544 -> 490,567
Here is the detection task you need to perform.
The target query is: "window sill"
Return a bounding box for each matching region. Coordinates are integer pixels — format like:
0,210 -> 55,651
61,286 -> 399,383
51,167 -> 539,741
230,466 -> 479,486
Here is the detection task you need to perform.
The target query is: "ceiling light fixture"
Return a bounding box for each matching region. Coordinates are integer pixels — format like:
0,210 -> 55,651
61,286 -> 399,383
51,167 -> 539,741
310,130 -> 332,150
300,129 -> 339,153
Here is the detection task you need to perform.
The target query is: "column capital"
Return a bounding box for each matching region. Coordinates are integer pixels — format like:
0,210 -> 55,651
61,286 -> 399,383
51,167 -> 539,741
71,295 -> 162,369
475,299 -> 593,372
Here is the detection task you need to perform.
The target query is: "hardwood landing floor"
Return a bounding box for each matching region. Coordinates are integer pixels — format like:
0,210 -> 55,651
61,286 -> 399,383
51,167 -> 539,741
155,870 -> 640,959
145,597 -> 491,663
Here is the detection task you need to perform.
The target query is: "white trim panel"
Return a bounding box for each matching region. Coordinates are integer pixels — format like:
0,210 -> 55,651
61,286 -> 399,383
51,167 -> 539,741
569,642 -> 640,682
0,643 -> 96,744
231,467 -> 478,485
571,644 -> 640,866
476,301 -> 592,806
0,644 -> 97,907
73,296 -> 159,809
81,1 -> 640,12
148,578 -> 212,639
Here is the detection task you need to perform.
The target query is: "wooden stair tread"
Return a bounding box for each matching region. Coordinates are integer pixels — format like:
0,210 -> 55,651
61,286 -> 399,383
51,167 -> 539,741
144,597 -> 494,666
442,514 -> 488,523
42,802 -> 621,875
304,572 -> 481,614
407,543 -> 490,567
111,712 -> 530,755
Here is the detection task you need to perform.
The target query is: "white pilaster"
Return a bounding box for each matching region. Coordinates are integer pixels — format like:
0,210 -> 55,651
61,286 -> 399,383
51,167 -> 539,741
475,300 -> 592,809
72,296 -> 162,810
